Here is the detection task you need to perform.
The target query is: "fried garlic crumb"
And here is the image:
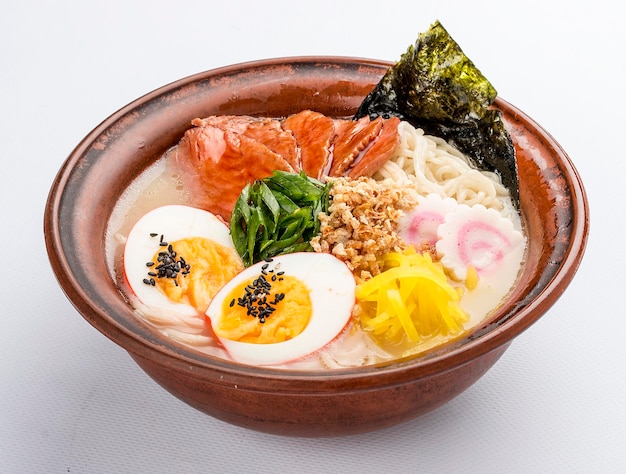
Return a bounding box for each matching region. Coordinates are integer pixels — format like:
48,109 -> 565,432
311,176 -> 419,281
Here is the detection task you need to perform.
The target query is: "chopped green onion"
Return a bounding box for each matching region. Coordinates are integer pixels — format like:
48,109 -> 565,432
230,171 -> 332,266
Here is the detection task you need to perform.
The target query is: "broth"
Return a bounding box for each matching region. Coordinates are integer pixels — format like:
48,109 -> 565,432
106,121 -> 526,370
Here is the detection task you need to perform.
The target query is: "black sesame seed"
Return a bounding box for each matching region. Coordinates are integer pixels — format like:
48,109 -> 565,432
143,235 -> 192,288
231,266 -> 290,323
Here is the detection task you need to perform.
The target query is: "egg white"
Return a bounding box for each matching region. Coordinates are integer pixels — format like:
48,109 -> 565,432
206,252 -> 356,366
124,205 -> 235,317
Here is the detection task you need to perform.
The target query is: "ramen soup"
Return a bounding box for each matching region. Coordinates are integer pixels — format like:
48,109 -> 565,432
106,112 -> 526,370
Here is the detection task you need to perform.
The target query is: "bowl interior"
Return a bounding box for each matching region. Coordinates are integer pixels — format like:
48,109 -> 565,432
45,57 -> 588,378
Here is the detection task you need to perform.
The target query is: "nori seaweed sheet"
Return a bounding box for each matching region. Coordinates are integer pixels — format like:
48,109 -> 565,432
355,21 -> 519,206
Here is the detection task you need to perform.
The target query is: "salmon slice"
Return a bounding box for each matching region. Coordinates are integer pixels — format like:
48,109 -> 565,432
282,110 -> 335,179
346,116 -> 400,178
328,116 -> 383,177
245,120 -> 300,171
193,116 -> 300,171
174,112 -> 401,222
192,115 -> 252,134
174,125 -> 294,221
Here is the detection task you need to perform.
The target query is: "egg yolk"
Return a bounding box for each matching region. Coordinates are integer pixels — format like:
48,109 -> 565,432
152,237 -> 243,313
214,275 -> 312,344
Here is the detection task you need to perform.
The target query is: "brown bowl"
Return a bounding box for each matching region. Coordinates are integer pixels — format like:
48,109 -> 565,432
44,57 -> 589,437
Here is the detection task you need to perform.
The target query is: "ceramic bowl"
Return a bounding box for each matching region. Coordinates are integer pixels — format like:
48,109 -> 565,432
44,57 -> 589,437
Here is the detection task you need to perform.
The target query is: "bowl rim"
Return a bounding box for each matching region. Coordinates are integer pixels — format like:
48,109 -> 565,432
44,56 -> 590,385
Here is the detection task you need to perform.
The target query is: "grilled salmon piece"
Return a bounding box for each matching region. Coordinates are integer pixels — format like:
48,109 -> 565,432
174,124 -> 294,221
282,110 -> 334,179
174,112 -> 401,222
346,116 -> 400,178
328,116 -> 383,177
192,116 -> 300,171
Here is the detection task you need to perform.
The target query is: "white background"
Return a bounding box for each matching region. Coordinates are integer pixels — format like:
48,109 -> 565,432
2,1 -> 625,472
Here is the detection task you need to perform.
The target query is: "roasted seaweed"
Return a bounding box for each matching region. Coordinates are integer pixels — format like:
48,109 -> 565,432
355,21 -> 518,206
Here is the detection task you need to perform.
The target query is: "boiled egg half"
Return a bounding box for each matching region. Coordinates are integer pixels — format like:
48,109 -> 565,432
206,252 -> 356,366
124,205 -> 244,317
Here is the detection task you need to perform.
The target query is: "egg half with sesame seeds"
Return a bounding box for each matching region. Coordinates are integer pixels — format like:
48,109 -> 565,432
206,252 -> 356,366
123,205 -> 244,318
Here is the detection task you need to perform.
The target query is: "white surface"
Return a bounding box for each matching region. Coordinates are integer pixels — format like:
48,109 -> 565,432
2,1 -> 624,472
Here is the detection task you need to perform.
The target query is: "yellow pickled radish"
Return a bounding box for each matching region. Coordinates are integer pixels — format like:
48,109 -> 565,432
356,249 -> 469,345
